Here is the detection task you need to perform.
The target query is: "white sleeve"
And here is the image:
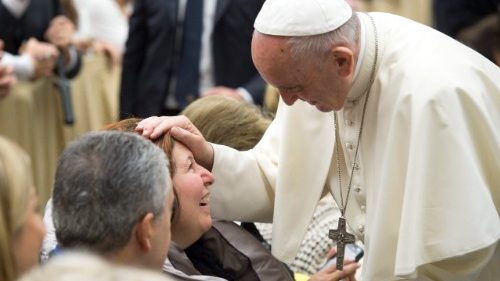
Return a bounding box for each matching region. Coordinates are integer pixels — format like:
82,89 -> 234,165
2,0 -> 30,18
0,52 -> 34,80
40,198 -> 58,264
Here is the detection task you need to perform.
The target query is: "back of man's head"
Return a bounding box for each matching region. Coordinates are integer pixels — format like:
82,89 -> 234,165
52,131 -> 171,260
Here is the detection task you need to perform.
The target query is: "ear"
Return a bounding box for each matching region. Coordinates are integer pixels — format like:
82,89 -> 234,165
332,46 -> 355,78
135,213 -> 155,252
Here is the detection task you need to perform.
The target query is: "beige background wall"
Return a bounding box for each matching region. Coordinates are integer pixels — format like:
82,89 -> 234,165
358,0 -> 432,26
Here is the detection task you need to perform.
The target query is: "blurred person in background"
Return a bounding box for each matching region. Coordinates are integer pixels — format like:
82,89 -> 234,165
0,0 -> 81,80
63,0 -> 132,66
433,0 -> 500,65
119,0 -> 266,118
0,136 -> 45,281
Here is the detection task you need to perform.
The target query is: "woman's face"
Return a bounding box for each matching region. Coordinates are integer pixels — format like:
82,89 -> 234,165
13,189 -> 46,276
170,142 -> 214,248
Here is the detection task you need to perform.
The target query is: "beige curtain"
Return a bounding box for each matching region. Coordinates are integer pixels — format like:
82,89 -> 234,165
62,54 -> 120,142
0,53 -> 120,207
359,0 -> 432,26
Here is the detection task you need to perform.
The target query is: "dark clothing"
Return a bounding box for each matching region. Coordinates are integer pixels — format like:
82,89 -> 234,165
0,0 -> 60,53
0,0 -> 81,78
433,0 -> 499,37
167,221 -> 294,281
119,0 -> 266,119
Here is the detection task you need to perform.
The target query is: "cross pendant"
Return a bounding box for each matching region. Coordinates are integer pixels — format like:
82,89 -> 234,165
328,217 -> 355,270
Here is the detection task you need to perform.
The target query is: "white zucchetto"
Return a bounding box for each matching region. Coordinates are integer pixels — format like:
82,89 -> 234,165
254,0 -> 353,37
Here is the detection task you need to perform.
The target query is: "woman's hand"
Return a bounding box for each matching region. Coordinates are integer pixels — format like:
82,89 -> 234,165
0,39 -> 16,97
19,38 -> 59,78
0,64 -> 16,98
45,16 -> 75,48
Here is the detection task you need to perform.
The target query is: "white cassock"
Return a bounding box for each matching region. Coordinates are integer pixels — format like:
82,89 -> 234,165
209,12 -> 500,281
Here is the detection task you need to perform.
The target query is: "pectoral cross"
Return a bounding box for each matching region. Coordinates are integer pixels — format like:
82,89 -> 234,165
329,217 -> 355,270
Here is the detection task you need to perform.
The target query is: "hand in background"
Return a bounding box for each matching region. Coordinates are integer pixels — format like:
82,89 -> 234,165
92,41 -> 122,66
45,15 -> 76,48
0,64 -> 16,98
19,38 -> 59,79
0,40 -> 17,97
72,38 -> 93,53
201,86 -> 245,102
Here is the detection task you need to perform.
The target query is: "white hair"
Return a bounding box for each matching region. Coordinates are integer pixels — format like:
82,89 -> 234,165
287,13 -> 360,64
19,251 -> 175,281
52,131 -> 170,254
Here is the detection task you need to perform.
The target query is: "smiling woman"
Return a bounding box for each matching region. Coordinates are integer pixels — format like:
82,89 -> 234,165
0,137 -> 45,281
104,119 -> 212,246
102,118 -> 214,247
101,118 -> 294,280
38,118 -> 293,280
169,141 -> 214,249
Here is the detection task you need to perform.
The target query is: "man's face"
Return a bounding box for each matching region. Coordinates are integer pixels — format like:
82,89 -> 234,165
252,33 -> 351,112
149,183 -> 174,268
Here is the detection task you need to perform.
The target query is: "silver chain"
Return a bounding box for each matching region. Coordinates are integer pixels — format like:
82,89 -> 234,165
334,14 -> 378,217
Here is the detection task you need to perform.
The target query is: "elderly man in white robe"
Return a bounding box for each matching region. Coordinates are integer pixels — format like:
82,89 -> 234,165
136,0 -> 500,280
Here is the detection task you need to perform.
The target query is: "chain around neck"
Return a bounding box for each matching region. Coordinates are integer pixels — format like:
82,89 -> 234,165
334,14 -> 378,217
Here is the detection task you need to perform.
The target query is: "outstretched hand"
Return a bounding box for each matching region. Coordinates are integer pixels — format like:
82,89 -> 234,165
136,115 -> 214,170
309,261 -> 359,281
0,64 -> 16,98
0,40 -> 17,97
309,248 -> 359,281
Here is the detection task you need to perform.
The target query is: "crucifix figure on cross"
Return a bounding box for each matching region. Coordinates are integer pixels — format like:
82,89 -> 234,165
329,217 -> 356,270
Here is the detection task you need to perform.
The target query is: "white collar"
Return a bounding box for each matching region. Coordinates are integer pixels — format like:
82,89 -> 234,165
346,12 -> 378,103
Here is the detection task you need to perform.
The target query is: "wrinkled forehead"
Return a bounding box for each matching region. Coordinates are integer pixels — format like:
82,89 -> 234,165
172,141 -> 190,156
252,33 -> 305,87
252,32 -> 290,65
171,142 -> 193,168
